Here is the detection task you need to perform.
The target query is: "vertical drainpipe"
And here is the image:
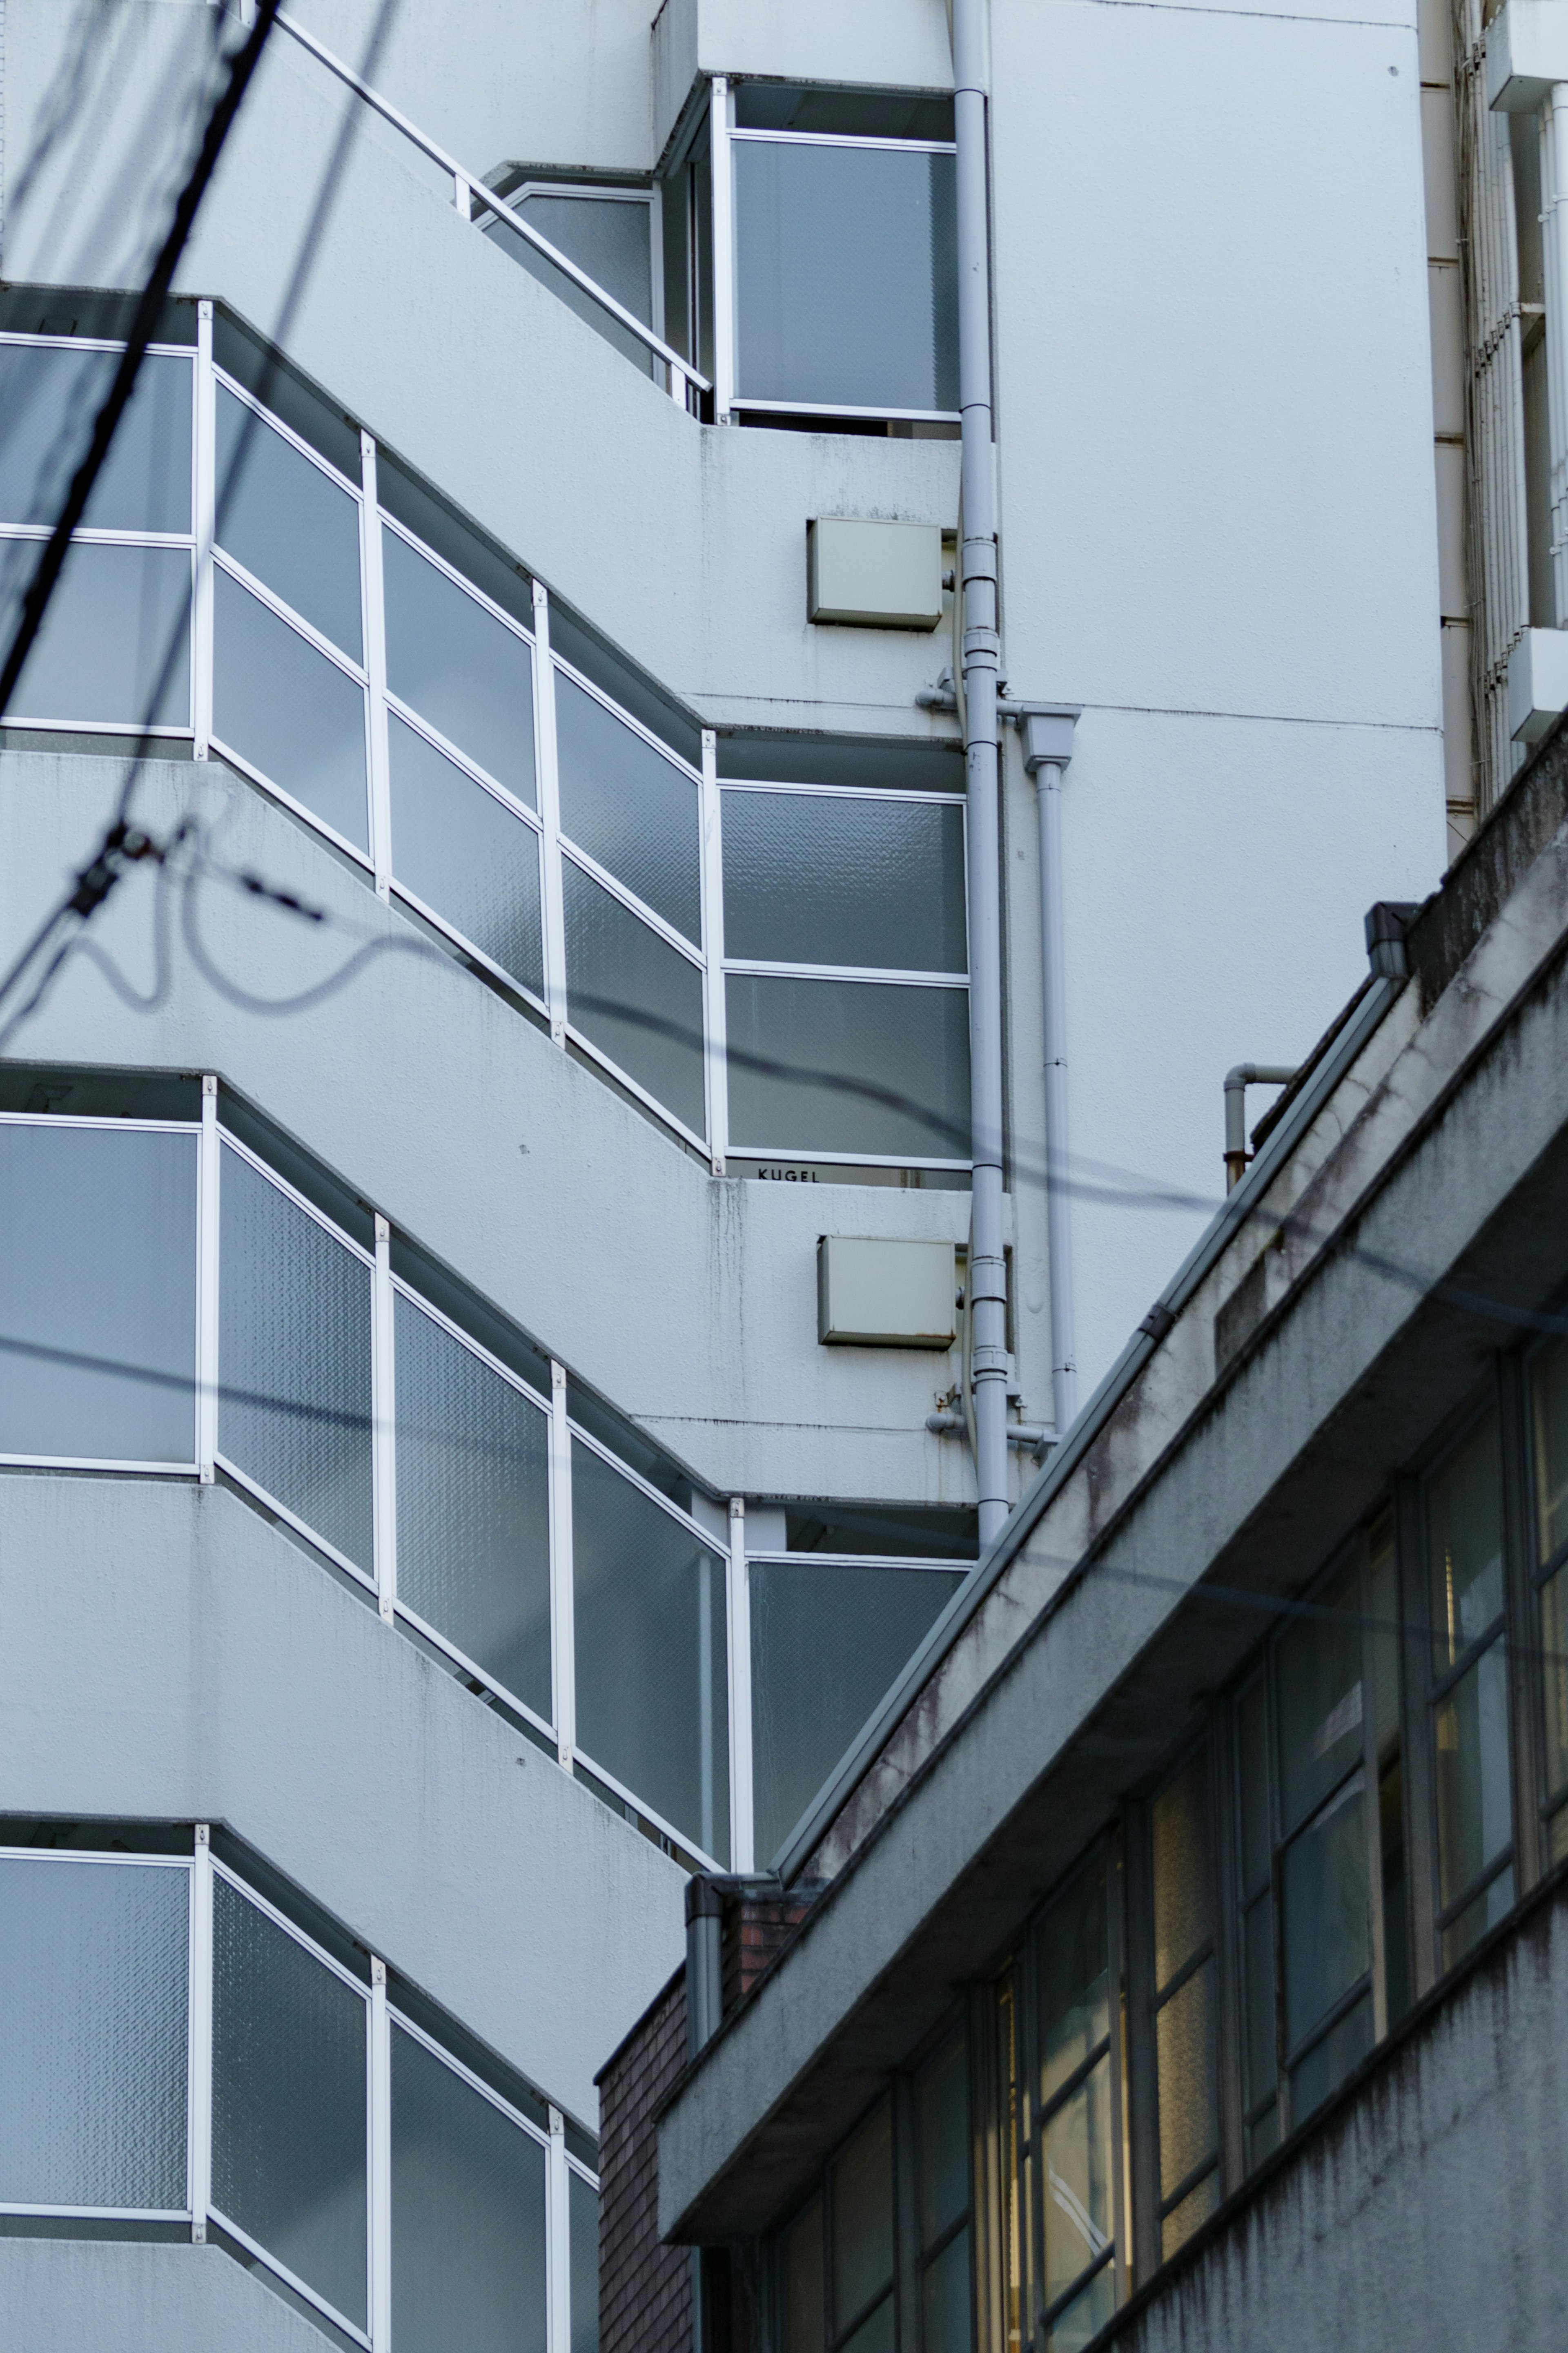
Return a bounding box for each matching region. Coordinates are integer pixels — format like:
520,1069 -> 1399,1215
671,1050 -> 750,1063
1018,709 -> 1081,1436
952,0 -> 1009,1546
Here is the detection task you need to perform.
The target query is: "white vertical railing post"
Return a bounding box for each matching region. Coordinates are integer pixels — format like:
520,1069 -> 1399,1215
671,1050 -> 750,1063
454,169 -> 471,216
547,2107 -> 571,2353
533,585 -> 569,1046
709,78 -> 736,425
193,302 -> 215,760
548,1360 -> 576,1770
699,727 -> 728,1176
372,1213 -> 397,1623
726,1498 -> 754,1873
361,434 -> 393,900
370,1956 -> 392,2351
196,1077 -> 220,1481
189,1824 -> 214,2241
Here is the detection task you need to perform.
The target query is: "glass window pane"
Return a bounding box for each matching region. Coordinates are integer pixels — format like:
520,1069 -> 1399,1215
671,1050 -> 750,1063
1247,2101 -> 1279,2169
563,860 -> 706,1138
1160,2168 -> 1218,2262
571,1442 -> 729,1860
214,567 -> 369,852
725,975 -> 969,1161
389,715 -> 543,995
1287,1987 -> 1372,2126
734,140 -> 957,411
916,2030 -> 969,2250
0,343 -> 191,531
1532,1335 -> 1568,1562
1276,1562 -> 1362,1836
212,1876 -> 367,2329
569,2170 -> 600,2353
722,791 -> 966,971
840,2294 -> 895,2353
216,382 -> 362,659
750,1561 -> 961,1863
832,2102 -> 893,2327
219,1146 -> 373,1572
1281,1776 -> 1370,2053
1543,1562 -> 1568,1804
1045,2260 -> 1115,2353
1242,1891 -> 1275,2114
510,192 -> 652,325
784,2197 -> 824,2353
1428,1410 -> 1504,1670
1380,1758 -> 1410,2025
922,2225 -> 971,2353
0,1856 -> 188,2210
1152,1754 -> 1209,1991
555,672 -> 700,940
1038,1858 -> 1109,2105
1,538 -> 189,725
1367,1517 -> 1401,1769
382,529 -> 535,805
1236,1679 -> 1270,1896
391,2025 -> 546,2353
1440,1863 -> 1514,1969
1155,1961 -> 1217,2199
1041,2057 -> 1113,2310
1434,1637 -> 1512,1907
0,1123 -> 196,1461
394,1294 -> 552,1718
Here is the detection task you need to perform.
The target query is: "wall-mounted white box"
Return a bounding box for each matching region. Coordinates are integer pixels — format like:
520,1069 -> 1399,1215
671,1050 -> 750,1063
807,517 -> 944,631
1507,627 -> 1568,743
817,1236 -> 957,1348
1486,0 -> 1568,110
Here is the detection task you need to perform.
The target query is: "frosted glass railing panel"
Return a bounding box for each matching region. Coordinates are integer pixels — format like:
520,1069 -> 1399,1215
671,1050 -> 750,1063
508,192 -> 653,326
388,716 -> 544,997
0,1856 -> 189,2212
554,671 -> 701,941
216,382 -> 363,661
733,140 -> 958,413
219,1145 -> 374,1573
563,861 -> 706,1140
483,216 -> 659,381
0,343 -> 192,531
570,2171 -> 600,2353
391,2024 -> 548,2353
571,1441 -> 730,1863
0,1122 -> 196,1463
394,1292 -> 552,1721
382,528 -> 536,807
726,975 -> 971,1160
214,567 -> 369,853
722,790 -> 967,971
213,1874 -> 369,2331
0,538 -> 191,724
749,1562 -> 963,1863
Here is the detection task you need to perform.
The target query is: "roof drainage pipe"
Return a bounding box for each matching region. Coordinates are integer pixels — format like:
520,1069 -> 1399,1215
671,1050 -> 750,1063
953,0 -> 1009,1545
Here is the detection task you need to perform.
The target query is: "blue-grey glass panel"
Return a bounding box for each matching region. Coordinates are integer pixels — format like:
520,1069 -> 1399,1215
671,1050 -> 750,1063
0,538 -> 190,724
555,672 -> 699,940
563,861 -> 706,1138
389,715 -> 543,994
391,2025 -> 546,2353
1434,1637 -> 1512,1907
213,1876 -> 367,2328
833,2102 -> 893,2328
382,529 -> 536,805
1429,1410 -> 1504,1670
916,2031 -> 969,2250
1039,1858 -> 1109,2105
214,567 -> 368,852
1532,1333 -> 1568,1560
1236,1679 -> 1270,1896
1045,2262 -> 1115,2353
1276,1561 -> 1361,1838
511,193 -> 652,326
1242,1891 -> 1275,2110
483,218 -> 657,380
219,1145 -> 373,1572
0,344 -> 191,531
0,1858 -> 188,2210
571,1441 -> 729,1860
734,142 -> 957,411
569,2169 -> 600,2353
922,2228 -> 971,2353
1544,1562 -> 1568,1804
726,976 -> 969,1159
1440,1863 -> 1514,1968
0,1122 -> 196,1461
216,382 -> 362,660
750,1562 -> 960,1862
840,2295 -> 895,2353
1281,1775 -> 1370,2052
784,2199 -> 824,2353
1287,1987 -> 1373,2126
1041,2058 -> 1113,2311
394,1293 -> 551,1718
722,791 -> 965,970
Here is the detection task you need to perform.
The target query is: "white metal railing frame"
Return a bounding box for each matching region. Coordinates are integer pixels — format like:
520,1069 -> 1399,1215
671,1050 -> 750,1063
0,1834 -> 596,2351
272,9 -> 709,412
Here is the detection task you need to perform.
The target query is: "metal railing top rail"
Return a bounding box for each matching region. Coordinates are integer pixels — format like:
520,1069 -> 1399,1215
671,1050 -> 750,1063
274,10 -> 711,402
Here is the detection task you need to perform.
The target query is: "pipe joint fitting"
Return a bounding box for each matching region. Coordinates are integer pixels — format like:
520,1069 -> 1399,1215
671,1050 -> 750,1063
962,624 -> 1000,667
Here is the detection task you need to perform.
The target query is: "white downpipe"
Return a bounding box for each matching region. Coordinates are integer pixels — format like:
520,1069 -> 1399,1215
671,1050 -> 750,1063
1542,90 -> 1568,621
952,0 -> 1008,1543
1033,753 -> 1077,1433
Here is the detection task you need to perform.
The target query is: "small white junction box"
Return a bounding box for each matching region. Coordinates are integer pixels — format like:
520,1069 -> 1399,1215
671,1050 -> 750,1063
807,517 -> 944,631
818,1236 -> 957,1348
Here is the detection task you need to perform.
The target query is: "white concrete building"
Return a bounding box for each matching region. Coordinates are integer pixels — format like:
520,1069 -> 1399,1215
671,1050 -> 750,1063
0,0 -> 1447,2344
